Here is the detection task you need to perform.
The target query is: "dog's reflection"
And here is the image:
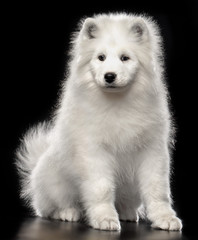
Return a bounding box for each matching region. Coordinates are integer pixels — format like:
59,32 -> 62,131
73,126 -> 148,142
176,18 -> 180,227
15,217 -> 183,240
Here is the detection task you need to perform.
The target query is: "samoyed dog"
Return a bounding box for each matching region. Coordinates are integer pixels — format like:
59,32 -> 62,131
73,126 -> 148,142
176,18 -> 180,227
16,13 -> 182,231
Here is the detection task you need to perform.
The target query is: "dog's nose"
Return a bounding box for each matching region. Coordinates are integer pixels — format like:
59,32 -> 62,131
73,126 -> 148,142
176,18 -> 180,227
104,72 -> 117,84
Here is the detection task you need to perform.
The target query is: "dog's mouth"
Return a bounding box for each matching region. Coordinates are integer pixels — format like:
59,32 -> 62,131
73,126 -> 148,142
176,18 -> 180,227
96,79 -> 132,92
102,84 -> 128,92
106,85 -> 117,89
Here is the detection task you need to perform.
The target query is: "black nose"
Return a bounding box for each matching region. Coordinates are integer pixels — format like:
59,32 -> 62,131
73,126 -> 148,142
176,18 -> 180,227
104,72 -> 117,84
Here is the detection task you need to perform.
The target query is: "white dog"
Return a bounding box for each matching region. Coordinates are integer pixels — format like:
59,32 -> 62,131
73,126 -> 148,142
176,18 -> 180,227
16,13 -> 182,231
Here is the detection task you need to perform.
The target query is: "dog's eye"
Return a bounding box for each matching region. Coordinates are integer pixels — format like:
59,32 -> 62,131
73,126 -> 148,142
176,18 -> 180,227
98,54 -> 106,61
120,55 -> 130,62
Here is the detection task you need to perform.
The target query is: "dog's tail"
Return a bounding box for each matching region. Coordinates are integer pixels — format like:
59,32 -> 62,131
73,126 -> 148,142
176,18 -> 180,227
15,122 -> 50,203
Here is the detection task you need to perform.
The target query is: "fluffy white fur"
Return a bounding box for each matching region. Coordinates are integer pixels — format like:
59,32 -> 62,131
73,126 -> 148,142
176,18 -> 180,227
16,13 -> 182,231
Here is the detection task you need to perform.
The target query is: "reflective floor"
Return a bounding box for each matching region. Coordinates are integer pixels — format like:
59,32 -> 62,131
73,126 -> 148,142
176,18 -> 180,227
9,217 -> 193,240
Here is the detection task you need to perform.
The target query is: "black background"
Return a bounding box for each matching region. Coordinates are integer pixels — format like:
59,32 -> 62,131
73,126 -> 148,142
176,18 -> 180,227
2,1 -> 198,239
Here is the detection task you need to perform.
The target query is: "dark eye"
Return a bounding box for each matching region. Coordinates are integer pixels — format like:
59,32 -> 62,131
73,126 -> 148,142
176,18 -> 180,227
120,55 -> 130,62
98,54 -> 106,61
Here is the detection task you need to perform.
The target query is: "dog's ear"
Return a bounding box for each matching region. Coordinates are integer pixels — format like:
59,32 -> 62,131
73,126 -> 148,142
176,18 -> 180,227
82,18 -> 98,39
130,18 -> 149,42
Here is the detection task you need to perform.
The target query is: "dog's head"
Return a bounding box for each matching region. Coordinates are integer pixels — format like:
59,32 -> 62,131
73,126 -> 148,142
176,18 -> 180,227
74,14 -> 158,93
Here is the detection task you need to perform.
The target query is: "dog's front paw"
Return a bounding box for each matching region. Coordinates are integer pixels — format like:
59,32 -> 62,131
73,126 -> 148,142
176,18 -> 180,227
53,207 -> 80,222
151,216 -> 182,231
119,209 -> 139,222
92,217 -> 121,231
89,204 -> 120,231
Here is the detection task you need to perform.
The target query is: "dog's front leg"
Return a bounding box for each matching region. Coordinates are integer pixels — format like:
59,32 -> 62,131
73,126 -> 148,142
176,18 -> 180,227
78,147 -> 120,231
137,143 -> 182,231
